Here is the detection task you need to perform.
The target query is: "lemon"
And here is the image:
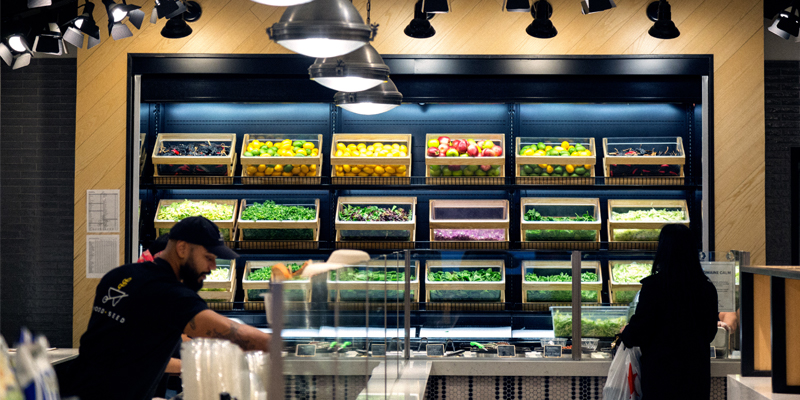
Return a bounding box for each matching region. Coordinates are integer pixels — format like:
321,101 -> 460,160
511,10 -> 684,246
307,170 -> 316,176
274,165 -> 284,172
257,164 -> 267,172
400,145 -> 408,152
343,151 -> 352,157
374,142 -> 383,148
272,171 -> 282,177
345,172 -> 356,177
545,145 -> 553,151
337,143 -> 346,151
254,172 -> 265,177
358,172 -> 369,177
386,166 -> 396,174
363,167 -> 374,174
566,165 -> 575,174
352,150 -> 360,156
399,151 -> 407,157
301,165 -> 310,173
397,166 -> 407,173
381,173 -> 391,177
524,149 -> 535,156
367,145 -> 375,152
303,142 -> 315,150
538,164 -> 548,169
336,171 -> 344,177
584,164 -> 592,169
351,167 -> 361,174
561,141 -> 570,149
546,165 -> 554,174
392,143 -> 400,150
246,165 -> 257,174
310,164 -> 317,171
282,172 -> 292,177
336,150 -> 344,157
265,167 -> 274,175
375,166 -> 385,174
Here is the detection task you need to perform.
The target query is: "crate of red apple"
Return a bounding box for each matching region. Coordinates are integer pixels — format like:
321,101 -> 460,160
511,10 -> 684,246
425,134 -> 505,185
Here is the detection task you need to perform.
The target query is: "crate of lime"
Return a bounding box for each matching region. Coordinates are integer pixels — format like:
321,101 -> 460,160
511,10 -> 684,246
429,199 -> 509,250
516,138 -> 596,185
151,133 -> 237,185
521,260 -> 602,312
198,259 -> 237,308
334,197 -> 417,250
237,199 -> 320,250
425,134 -> 506,185
242,261 -> 314,311
602,137 -> 685,185
607,199 -> 690,250
520,198 -> 601,250
240,134 -> 322,185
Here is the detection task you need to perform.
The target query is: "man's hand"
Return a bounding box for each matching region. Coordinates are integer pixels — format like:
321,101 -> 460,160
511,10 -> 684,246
184,310 -> 270,352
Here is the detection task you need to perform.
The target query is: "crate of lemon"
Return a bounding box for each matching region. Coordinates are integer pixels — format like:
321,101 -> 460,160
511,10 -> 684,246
330,134 -> 412,185
515,138 -> 596,185
240,134 -> 322,185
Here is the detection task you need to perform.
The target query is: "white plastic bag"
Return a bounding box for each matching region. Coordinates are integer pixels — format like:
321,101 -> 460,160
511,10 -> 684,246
603,343 -> 642,400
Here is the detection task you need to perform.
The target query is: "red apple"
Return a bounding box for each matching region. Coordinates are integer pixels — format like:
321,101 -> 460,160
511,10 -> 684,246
427,147 -> 440,157
480,165 -> 492,172
438,136 -> 451,146
446,147 -> 460,157
482,148 -> 497,157
491,145 -> 503,157
467,144 -> 480,157
455,140 -> 468,154
438,144 -> 449,154
477,140 -> 485,149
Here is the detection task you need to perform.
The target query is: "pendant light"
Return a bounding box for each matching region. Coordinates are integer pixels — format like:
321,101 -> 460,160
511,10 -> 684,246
768,0 -> 800,40
646,0 -> 679,39
526,0 -> 557,39
405,0 -> 436,39
334,78 -> 402,115
251,0 -> 316,5
63,1 -> 102,49
504,0 -> 530,12
161,2 -> 202,38
102,0 -> 146,40
0,34 -> 33,70
33,23 -> 65,56
267,0 -> 377,58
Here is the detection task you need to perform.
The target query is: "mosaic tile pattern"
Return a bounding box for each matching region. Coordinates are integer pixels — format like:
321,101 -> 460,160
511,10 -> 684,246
283,375 -> 367,400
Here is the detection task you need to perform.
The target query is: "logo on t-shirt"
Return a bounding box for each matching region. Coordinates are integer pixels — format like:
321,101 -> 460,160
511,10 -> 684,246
102,287 -> 129,307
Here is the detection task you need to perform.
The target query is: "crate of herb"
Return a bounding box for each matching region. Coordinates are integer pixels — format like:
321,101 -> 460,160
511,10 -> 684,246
429,199 -> 509,250
425,134 -> 506,185
609,260 -> 652,304
520,198 -> 601,250
602,137 -> 685,185
327,260 -> 420,302
521,260 -> 602,303
154,199 -> 238,242
237,199 -> 320,250
242,261 -> 313,303
515,137 -> 596,185
335,197 -> 417,250
240,134 -> 323,185
151,133 -> 237,185
330,133 -> 412,185
198,259 -> 237,302
607,199 -> 690,250
425,260 -> 506,302
550,306 -> 628,338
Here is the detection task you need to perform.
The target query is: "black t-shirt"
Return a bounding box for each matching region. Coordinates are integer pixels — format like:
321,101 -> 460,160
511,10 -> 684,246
62,258 -> 208,400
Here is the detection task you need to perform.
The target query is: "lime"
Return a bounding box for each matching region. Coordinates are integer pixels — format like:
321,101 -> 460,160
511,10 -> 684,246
553,166 -> 564,175
523,165 -> 534,174
533,166 -> 543,174
541,172 -> 550,177
537,142 -> 546,150
575,145 -> 586,152
284,165 -> 294,172
244,151 -> 254,157
292,141 -> 305,148
575,167 -> 586,175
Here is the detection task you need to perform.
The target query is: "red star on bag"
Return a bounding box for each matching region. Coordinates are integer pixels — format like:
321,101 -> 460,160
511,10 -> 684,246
627,362 -> 640,399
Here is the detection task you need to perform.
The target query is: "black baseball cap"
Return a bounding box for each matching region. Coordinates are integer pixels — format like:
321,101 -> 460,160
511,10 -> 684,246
169,216 -> 239,259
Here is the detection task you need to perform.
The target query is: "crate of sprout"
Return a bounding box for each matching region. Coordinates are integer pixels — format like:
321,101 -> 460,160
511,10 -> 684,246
607,199 -> 689,250
240,134 -> 322,185
198,259 -> 237,303
425,260 -> 506,306
549,306 -> 628,338
516,138 -> 596,185
151,133 -> 237,185
335,197 -> 416,250
327,259 -> 420,302
237,199 -> 320,250
242,261 -> 313,306
520,198 -> 601,250
429,199 -> 509,250
521,261 -> 602,310
154,199 -> 237,242
608,261 -> 652,304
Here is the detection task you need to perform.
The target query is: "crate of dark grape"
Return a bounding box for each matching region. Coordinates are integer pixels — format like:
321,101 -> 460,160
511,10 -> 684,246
429,199 -> 509,250
520,197 -> 601,250
151,133 -> 237,184
237,199 -> 321,250
335,197 -> 417,250
602,137 -> 685,185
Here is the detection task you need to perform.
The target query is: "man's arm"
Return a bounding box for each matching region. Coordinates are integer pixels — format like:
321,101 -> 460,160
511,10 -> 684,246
184,309 -> 271,352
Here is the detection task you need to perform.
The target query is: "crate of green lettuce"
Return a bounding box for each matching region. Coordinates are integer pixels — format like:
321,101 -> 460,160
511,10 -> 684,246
425,260 -> 505,303
154,199 -> 237,242
198,259 -> 236,302
520,198 -> 601,250
608,260 -> 652,304
521,260 -> 602,304
607,199 -> 689,250
242,261 -> 314,303
550,306 -> 628,338
237,199 -> 320,250
327,259 -> 420,302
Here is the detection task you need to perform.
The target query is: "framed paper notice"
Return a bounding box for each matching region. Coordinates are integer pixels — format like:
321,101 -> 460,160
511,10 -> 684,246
702,261 -> 736,312
86,235 -> 119,278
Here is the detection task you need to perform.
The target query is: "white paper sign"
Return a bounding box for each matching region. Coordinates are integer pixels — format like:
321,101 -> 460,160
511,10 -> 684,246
86,235 -> 120,278
702,261 -> 736,312
87,190 -> 120,233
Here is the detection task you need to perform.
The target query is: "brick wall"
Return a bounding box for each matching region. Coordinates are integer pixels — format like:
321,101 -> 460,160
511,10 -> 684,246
0,58 -> 76,347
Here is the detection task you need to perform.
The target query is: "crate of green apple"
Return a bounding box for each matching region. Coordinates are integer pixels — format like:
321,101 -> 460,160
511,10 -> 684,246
335,197 -> 417,248
198,260 -> 236,302
328,260 -> 421,301
242,260 -> 312,302
425,134 -> 505,183
236,199 -> 320,249
520,198 -> 601,250
521,261 -> 602,303
425,260 -> 506,302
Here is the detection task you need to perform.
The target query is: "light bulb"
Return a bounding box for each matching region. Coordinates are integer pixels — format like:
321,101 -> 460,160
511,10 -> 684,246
339,102 -> 399,115
251,0 -> 314,5
112,8 -> 127,22
313,76 -> 384,92
8,36 -> 25,52
277,38 -> 365,58
75,19 -> 85,29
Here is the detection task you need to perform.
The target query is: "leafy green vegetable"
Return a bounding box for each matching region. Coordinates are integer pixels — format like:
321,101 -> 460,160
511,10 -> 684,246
524,208 -> 595,222
245,263 -> 306,302
611,262 -> 651,283
525,272 -> 598,282
524,272 -> 599,302
611,208 -> 685,222
246,263 -> 303,281
242,228 -> 314,240
613,229 -> 661,241
206,267 -> 230,281
552,310 -> 626,337
157,200 -> 233,221
337,269 -> 414,282
241,201 -> 315,221
524,230 -> 597,241
428,269 -> 502,282
338,205 -> 412,222
339,230 -> 412,241
430,290 -> 501,302
613,290 -> 638,304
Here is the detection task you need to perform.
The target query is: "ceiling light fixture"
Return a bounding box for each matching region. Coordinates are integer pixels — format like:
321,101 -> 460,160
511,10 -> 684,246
251,0 -> 316,5
161,1 -> 202,38
63,0 -> 102,49
28,0 -> 52,8
421,0 -> 449,14
526,0 -> 557,39
151,0 -> 187,23
102,0 -> 146,41
646,0 -> 680,39
309,44 -> 389,92
267,0 -> 377,58
33,23 -> 66,55
769,1 -> 800,40
504,0 -> 530,12
334,78 -> 403,115
405,0 -> 436,39
581,0 -> 615,15
0,34 -> 34,70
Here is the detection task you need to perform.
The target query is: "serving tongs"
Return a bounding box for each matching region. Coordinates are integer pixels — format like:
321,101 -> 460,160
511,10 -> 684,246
304,341 -> 352,354
470,341 -> 511,357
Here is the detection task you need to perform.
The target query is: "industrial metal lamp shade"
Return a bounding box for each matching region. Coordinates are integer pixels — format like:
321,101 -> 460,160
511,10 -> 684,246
0,35 -> 33,70
334,79 -> 403,115
267,0 -> 376,58
251,0 -> 315,5
647,0 -> 679,39
309,44 -> 390,92
581,0 -> 616,15
505,0 -> 530,12
769,10 -> 800,40
33,24 -> 65,55
526,1 -> 557,39
162,15 -> 193,38
405,0 -> 436,39
102,0 -> 146,40
63,1 -> 102,49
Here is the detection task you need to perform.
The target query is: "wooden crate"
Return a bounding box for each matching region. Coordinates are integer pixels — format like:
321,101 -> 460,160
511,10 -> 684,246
602,137 -> 686,185
242,260 -> 313,303
335,196 -> 416,249
607,199 -> 689,250
327,260 -> 421,302
515,137 -> 596,185
424,134 -> 505,185
521,260 -> 602,303
520,198 -> 601,250
429,199 -> 509,249
330,134 -> 412,185
198,260 -> 237,302
608,260 -> 652,303
425,260 -> 506,302
151,133 -> 237,185
153,199 -> 238,242
240,134 -> 323,185
237,199 -> 320,250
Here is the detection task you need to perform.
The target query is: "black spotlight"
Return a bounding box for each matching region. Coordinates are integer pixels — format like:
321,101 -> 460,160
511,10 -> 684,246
153,0 -> 188,22
422,0 -> 449,13
768,1 -> 800,40
102,0 -> 146,40
526,0 -> 557,39
646,0 -> 680,39
33,23 -> 65,55
161,1 -> 201,38
63,1 -> 102,49
405,0 -> 436,39
0,34 -> 33,70
505,0 -> 530,12
581,0 -> 616,15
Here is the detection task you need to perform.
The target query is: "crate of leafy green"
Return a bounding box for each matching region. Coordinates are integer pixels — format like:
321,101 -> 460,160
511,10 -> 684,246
328,260 -> 420,301
550,306 -> 628,338
335,197 -> 416,242
242,260 -> 313,302
198,259 -> 236,302
425,260 -> 505,302
522,260 -> 602,303
608,200 -> 689,247
154,199 -> 237,241
609,261 -> 652,304
520,198 -> 601,247
237,199 -> 320,243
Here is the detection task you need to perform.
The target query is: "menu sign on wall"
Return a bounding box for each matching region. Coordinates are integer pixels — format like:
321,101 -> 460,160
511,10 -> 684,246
701,261 -> 736,312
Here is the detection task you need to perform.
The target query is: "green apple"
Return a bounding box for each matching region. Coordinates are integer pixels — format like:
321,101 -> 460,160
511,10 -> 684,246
452,170 -> 463,177
443,168 -> 453,176
482,140 -> 495,149
475,169 -> 487,176
428,139 -> 439,148
430,169 -> 442,176
466,165 -> 479,172
430,165 -> 441,172
463,168 -> 475,176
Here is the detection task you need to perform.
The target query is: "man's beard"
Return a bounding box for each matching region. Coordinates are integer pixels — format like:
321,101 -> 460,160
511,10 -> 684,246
179,259 -> 205,292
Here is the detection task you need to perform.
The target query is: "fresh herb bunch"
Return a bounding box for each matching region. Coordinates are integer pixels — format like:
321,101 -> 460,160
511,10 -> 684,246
524,272 -> 598,282
246,263 -> 303,281
524,208 -> 595,222
611,262 -> 651,283
524,230 -> 597,241
157,200 -> 234,221
242,229 -> 314,241
338,205 -> 411,222
428,269 -> 501,282
241,201 -> 315,221
430,290 -> 501,301
611,208 -> 684,222
336,269 -> 414,282
552,310 -> 626,337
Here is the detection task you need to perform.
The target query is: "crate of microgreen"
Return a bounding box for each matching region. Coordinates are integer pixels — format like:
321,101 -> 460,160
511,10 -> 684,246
240,134 -> 322,185
242,261 -> 314,303
607,199 -> 690,250
154,199 -> 238,242
335,197 -> 416,250
520,198 -> 601,250
424,134 -> 505,185
603,137 -> 685,185
237,199 -> 320,250
151,133 -> 237,185
550,306 -> 628,338
198,259 -> 237,302
521,261 -> 602,304
516,138 -> 596,185
608,260 -> 652,304
330,133 -> 412,185
429,199 -> 509,250
425,260 -> 506,303
327,259 -> 420,302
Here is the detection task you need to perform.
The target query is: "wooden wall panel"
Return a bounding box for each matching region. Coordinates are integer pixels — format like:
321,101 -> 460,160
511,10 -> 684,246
73,0 -> 766,345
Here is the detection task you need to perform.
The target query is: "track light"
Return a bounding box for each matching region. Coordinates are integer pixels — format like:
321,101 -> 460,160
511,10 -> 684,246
151,0 -> 188,23
28,0 -> 52,8
581,0 -> 615,15
309,44 -> 389,92
33,23 -> 65,56
646,0 -> 679,39
267,0 -> 377,58
422,0 -> 449,13
0,34 -> 33,70
526,1 -> 557,39
769,1 -> 800,40
160,2 -> 202,38
251,0 -> 315,5
334,78 -> 403,115
405,0 -> 436,39
102,0 -> 146,41
63,1 -> 102,49
504,0 -> 530,12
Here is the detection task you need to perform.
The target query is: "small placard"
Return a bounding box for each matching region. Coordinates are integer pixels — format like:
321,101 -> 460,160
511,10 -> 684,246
710,346 -> 716,359
497,345 -> 516,358
426,344 -> 445,357
544,345 -> 563,358
371,344 -> 387,357
296,344 -> 317,357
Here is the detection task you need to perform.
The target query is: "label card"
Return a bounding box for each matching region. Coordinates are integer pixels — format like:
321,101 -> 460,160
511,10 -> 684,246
296,344 -> 317,357
710,346 -> 716,359
544,345 -> 563,358
426,344 -> 445,357
371,344 -> 387,357
497,345 -> 516,358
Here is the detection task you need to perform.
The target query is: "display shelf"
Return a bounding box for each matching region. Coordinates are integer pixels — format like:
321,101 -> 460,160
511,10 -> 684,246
425,259 -> 506,303
607,199 -> 690,250
603,137 -> 685,185
520,198 -> 601,250
151,133 -> 237,185
608,260 -> 652,304
330,134 -> 412,185
237,199 -> 320,250
521,260 -> 602,304
516,138 -> 596,185
198,259 -> 237,302
334,196 -> 417,250
425,134 -> 505,185
327,260 -> 420,302
153,199 -> 238,242
240,134 -> 322,185
429,199 -> 510,250
242,260 -> 313,303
